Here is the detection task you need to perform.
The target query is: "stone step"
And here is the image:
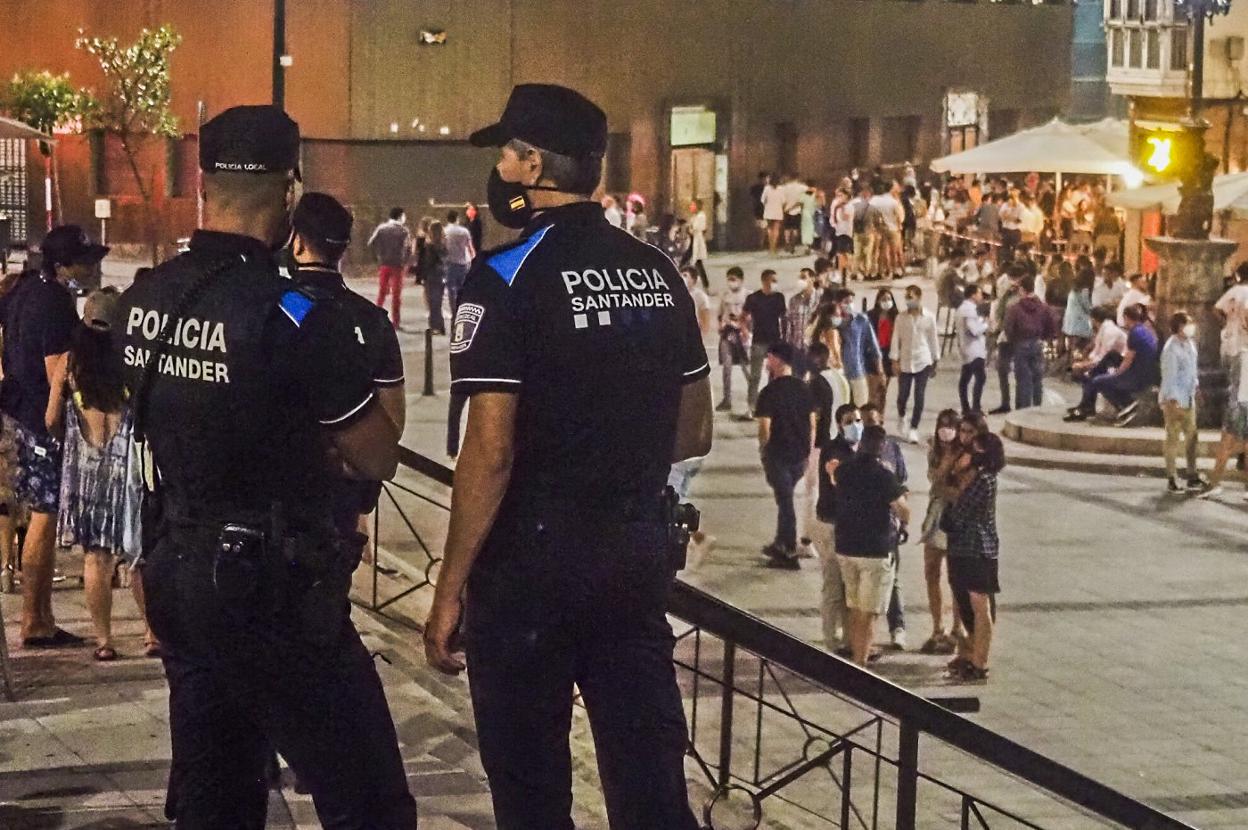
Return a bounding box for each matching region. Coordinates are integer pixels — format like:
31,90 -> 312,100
1003,404 -> 1223,456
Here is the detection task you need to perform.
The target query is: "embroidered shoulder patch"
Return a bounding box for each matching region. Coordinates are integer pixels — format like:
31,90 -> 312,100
450,303 -> 485,354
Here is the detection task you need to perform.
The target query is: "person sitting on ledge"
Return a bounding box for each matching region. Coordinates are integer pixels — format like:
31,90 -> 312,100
1065,303 -> 1160,427
1070,305 -> 1128,382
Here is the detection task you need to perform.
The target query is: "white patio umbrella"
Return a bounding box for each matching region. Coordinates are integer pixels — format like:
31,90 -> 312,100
929,118 -> 1131,177
1107,171 -> 1248,218
0,116 -> 55,143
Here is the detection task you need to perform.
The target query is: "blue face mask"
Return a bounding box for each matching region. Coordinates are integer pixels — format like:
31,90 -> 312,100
843,422 -> 864,443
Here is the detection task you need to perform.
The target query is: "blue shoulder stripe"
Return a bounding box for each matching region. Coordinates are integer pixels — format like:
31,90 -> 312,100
279,289 -> 315,327
485,224 -> 553,286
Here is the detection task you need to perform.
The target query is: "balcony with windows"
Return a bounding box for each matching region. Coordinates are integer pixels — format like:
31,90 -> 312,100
1104,0 -> 1190,97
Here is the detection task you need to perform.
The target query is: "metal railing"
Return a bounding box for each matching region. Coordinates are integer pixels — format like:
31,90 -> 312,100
353,446 -> 1197,830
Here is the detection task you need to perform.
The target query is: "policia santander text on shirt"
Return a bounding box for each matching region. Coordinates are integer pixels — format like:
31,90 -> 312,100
423,84 -> 714,830
116,106 -> 416,829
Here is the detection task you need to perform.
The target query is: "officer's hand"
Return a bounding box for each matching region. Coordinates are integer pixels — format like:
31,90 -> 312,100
423,593 -> 466,675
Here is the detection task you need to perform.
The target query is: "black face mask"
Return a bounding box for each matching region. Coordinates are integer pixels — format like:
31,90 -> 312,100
486,168 -> 563,229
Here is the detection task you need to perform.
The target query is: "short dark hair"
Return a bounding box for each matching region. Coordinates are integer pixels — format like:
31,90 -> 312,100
727,266 -> 744,279
814,257 -> 831,273
859,425 -> 888,456
1123,303 -> 1147,324
299,233 -> 347,264
835,403 -> 859,424
1105,261 -> 1124,276
767,341 -> 796,365
1091,305 -> 1114,324
964,282 -> 983,299
1169,310 -> 1190,334
1006,263 -> 1027,281
808,341 -> 830,364
389,207 -> 405,220
446,210 -> 459,224
761,269 -> 777,281
972,433 -> 1006,474
507,138 -> 602,195
830,288 -> 854,305
1019,274 -> 1036,294
859,402 -> 880,418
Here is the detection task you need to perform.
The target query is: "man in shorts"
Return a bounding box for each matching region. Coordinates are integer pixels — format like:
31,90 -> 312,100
0,225 -> 104,647
832,425 -> 909,666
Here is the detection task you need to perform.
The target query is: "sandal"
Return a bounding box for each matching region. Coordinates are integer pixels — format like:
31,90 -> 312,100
93,645 -> 118,662
919,636 -> 943,655
946,655 -> 973,674
143,641 -> 164,659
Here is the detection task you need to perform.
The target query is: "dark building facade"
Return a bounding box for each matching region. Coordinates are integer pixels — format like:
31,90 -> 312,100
1,0 -> 1074,252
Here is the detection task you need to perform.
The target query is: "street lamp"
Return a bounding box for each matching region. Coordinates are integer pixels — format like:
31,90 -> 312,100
1171,0 -> 1233,238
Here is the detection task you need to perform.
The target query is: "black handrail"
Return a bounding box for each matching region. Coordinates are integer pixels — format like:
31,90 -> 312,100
390,446 -> 1195,830
667,582 -> 1195,830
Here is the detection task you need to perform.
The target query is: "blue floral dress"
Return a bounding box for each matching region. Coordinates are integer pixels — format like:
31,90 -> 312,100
56,395 -> 142,560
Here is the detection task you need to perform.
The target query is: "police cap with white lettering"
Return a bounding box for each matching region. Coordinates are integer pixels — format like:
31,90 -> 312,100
470,84 -> 607,159
200,105 -> 301,179
293,192 -> 353,246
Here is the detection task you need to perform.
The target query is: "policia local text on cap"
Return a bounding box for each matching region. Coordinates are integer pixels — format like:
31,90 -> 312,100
116,105 -> 417,828
423,83 -> 713,829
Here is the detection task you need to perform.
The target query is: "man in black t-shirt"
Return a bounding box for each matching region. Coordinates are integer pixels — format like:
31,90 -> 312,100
755,342 -> 814,569
834,426 -> 910,666
1,225 -> 104,648
743,268 -> 786,415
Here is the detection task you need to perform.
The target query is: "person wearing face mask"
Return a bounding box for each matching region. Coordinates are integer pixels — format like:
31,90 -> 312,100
918,409 -> 966,655
717,266 -> 751,413
816,403 -> 861,654
866,288 -> 898,409
116,106 -> 413,827
892,285 -> 939,444
784,268 -> 820,377
828,288 -> 884,406
424,84 -> 709,830
1159,312 -> 1204,495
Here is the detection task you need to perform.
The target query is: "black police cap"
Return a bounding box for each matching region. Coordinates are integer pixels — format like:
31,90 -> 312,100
41,224 -> 109,267
470,84 -> 607,159
200,105 -> 301,178
293,192 -> 353,246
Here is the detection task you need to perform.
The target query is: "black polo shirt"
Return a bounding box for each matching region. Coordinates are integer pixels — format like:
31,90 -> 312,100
117,231 -> 375,519
754,375 -> 813,466
294,264 -> 404,531
0,270 -> 78,435
450,201 -> 709,514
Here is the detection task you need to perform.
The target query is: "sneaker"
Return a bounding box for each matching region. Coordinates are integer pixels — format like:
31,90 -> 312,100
796,539 -> 817,559
715,400 -> 732,412
988,405 -> 1011,415
896,416 -> 907,435
1167,478 -> 1184,495
764,555 -> 801,571
1186,476 -> 1208,493
1198,484 -> 1224,500
906,428 -> 920,445
1115,400 -> 1140,420
733,412 -> 756,423
889,628 -> 907,650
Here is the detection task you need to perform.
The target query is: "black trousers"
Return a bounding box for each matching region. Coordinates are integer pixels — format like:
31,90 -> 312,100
959,357 -> 987,412
144,530 -> 416,830
464,518 -> 699,830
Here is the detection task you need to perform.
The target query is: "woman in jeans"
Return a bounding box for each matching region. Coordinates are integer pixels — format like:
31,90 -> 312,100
866,289 -> 898,410
942,416 -> 1003,683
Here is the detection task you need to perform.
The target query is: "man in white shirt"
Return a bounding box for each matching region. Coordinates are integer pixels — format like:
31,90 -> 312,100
956,283 -> 989,413
782,174 -> 807,254
1071,306 -> 1128,381
1115,272 -> 1152,327
1091,261 -> 1126,309
1214,262 -> 1248,367
891,284 -> 939,443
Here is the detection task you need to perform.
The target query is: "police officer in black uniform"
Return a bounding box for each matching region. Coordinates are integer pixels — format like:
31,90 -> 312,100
117,106 -> 417,829
290,192 -> 406,538
423,84 -> 712,830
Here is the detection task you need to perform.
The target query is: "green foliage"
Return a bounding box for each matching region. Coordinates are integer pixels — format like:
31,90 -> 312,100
75,24 -> 181,141
0,70 -> 94,154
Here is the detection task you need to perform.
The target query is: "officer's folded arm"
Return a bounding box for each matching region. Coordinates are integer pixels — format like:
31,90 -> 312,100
424,391 -> 518,674
672,376 -> 713,462
329,401 -> 401,481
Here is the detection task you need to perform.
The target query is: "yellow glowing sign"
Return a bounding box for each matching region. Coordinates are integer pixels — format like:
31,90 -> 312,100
1145,136 -> 1173,173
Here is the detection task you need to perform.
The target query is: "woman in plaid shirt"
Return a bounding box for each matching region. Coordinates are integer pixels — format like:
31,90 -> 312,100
941,415 -> 1004,683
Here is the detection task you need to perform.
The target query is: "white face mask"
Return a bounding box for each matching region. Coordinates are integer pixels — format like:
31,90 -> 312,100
1183,323 -> 1197,338
879,299 -> 894,311
798,279 -> 810,292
